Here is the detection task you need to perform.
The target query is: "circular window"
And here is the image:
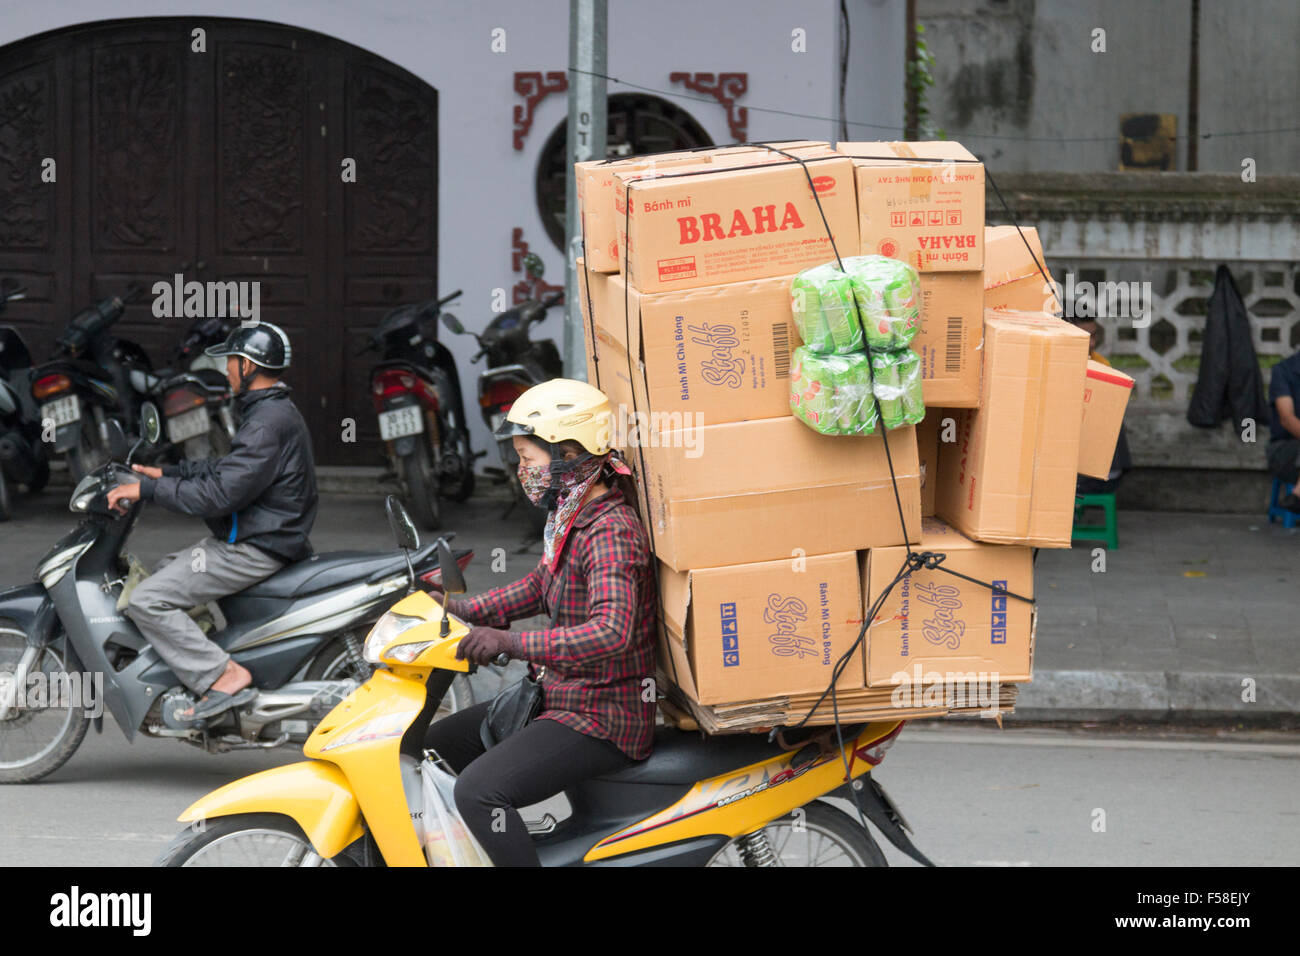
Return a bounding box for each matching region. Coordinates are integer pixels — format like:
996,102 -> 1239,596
535,93 -> 715,251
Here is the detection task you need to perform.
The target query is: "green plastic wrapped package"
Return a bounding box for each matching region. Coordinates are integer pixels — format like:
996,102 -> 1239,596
844,256 -> 921,350
789,263 -> 864,354
789,346 -> 878,436
870,348 -> 925,430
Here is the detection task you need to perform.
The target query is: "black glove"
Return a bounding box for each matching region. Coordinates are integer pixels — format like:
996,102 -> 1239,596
456,626 -> 521,665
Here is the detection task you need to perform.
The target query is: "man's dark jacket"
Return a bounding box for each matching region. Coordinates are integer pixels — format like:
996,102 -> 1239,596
1187,265 -> 1270,429
138,384 -> 318,562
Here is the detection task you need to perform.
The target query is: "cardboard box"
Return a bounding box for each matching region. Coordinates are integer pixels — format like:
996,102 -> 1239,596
862,517 -> 1035,687
916,413 -> 941,517
577,149 -> 739,274
659,552 -> 864,705
983,225 -> 1061,313
576,257 -> 613,384
915,271 -> 983,407
935,310 -> 1090,547
622,415 -> 921,570
613,151 -> 858,293
591,273 -> 798,427
1077,360 -> 1135,479
837,141 -> 984,272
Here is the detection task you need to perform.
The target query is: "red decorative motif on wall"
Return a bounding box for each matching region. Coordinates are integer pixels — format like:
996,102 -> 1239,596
511,228 -> 565,304
669,71 -> 748,142
513,71 -> 568,150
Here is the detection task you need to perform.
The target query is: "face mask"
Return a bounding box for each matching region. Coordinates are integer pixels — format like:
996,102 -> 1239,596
517,461 -> 551,505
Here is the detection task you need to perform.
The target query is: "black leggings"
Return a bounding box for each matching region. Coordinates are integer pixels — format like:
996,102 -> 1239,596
422,700 -> 632,866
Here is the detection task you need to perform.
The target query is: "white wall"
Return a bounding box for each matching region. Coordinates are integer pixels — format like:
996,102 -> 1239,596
0,0 -> 902,455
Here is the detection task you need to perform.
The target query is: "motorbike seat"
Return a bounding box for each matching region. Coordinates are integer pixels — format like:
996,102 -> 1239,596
239,543 -> 435,599
590,726 -> 796,786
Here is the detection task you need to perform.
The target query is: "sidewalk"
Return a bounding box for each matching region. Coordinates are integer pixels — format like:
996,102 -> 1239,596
2,475 -> 1296,723
1017,510 -> 1299,722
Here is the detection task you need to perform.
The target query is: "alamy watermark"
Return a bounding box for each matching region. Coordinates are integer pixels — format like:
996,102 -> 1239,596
888,664 -> 1003,719
152,273 -> 260,325
608,406 -> 705,458
0,669 -> 104,719
1044,274 -> 1153,328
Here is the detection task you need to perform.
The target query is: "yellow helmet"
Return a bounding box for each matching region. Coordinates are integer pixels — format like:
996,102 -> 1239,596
495,378 -> 612,455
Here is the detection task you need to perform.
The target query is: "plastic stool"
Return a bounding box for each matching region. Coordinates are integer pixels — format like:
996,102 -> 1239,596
1073,493 -> 1118,550
1267,477 -> 1299,529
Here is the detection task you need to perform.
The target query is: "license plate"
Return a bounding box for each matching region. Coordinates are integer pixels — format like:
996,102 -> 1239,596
167,406 -> 211,443
41,395 -> 80,427
379,406 -> 424,440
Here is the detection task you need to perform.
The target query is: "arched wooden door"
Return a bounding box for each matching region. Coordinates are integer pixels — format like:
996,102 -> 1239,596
0,18 -> 438,464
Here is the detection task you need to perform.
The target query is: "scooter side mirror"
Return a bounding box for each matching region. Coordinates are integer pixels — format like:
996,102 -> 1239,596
384,494 -> 420,551
436,539 -> 466,595
440,313 -> 464,335
102,420 -> 130,460
140,402 -> 163,445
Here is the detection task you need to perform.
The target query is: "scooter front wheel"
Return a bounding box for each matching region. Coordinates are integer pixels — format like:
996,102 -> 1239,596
156,813 -> 357,867
0,625 -> 91,784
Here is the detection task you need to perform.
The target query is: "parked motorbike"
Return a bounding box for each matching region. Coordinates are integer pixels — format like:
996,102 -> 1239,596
157,512 -> 931,867
0,409 -> 474,784
0,280 -> 50,520
359,290 -> 478,531
441,254 -> 562,532
27,286 -> 148,482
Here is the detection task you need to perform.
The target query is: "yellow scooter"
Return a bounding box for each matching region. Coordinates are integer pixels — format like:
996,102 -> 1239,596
158,498 -> 931,868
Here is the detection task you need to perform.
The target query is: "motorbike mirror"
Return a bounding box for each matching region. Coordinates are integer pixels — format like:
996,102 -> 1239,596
440,313 -> 464,335
140,402 -> 162,445
436,538 -> 466,595
384,494 -> 420,551
102,420 -> 130,460
523,252 -> 544,279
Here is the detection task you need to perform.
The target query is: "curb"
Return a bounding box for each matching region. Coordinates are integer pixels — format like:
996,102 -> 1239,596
1008,668 -> 1299,721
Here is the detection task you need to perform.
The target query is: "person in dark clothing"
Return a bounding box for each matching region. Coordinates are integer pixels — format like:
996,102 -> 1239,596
423,378 -> 657,867
106,322 -> 318,720
1266,350 -> 1300,509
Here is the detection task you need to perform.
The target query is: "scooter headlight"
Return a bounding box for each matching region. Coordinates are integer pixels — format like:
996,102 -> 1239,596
363,611 -> 426,663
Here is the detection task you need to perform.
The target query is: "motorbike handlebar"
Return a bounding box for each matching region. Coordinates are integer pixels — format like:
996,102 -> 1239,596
492,652 -> 510,667
437,289 -> 463,307
539,290 -> 565,310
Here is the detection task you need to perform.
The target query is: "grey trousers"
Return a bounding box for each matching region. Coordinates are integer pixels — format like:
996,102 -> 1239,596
125,536 -> 283,694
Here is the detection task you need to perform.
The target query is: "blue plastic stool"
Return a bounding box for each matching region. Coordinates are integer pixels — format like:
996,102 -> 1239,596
1268,477 -> 1299,529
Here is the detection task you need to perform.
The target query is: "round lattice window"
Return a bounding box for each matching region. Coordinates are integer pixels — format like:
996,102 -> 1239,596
535,93 -> 714,251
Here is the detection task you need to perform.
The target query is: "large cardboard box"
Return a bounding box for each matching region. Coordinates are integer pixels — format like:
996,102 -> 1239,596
935,310 -> 1090,547
983,225 -> 1061,313
622,415 -> 921,570
1078,360 -> 1135,479
593,273 -> 797,427
916,271 -> 983,407
659,552 -> 864,705
613,151 -> 858,293
837,141 -> 984,272
862,517 -> 1035,687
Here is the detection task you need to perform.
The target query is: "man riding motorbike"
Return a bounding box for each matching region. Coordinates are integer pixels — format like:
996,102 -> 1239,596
105,322 -> 318,722
423,378 -> 657,866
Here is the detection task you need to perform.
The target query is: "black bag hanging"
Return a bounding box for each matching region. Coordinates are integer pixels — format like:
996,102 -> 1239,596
1187,265 -> 1269,428
478,567 -> 568,748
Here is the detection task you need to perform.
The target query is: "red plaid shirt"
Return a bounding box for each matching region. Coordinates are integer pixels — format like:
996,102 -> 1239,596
450,487 -> 658,760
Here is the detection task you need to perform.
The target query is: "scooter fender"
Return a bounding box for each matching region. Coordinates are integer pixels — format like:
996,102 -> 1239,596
0,584 -> 58,648
178,760 -> 365,861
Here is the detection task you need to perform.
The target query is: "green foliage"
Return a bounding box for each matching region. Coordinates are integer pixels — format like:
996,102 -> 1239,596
908,23 -> 945,140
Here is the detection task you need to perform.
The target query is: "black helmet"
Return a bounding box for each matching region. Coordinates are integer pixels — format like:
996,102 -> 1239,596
205,322 -> 291,370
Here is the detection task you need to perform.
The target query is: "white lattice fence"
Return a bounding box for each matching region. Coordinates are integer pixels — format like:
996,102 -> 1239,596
1043,259 -> 1300,409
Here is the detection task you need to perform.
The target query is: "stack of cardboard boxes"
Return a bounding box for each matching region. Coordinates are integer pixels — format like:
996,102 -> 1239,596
574,140 -> 1132,733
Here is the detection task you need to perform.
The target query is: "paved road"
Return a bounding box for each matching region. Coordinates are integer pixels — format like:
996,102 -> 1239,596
0,719 -> 1294,866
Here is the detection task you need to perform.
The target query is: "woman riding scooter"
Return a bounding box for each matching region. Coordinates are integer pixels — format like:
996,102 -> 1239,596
423,378 -> 657,866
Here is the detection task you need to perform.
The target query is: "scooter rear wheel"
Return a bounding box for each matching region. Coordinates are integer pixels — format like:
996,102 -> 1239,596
399,446 -> 442,531
705,801 -> 887,867
0,469 -> 10,521
155,813 -> 355,867
0,625 -> 91,784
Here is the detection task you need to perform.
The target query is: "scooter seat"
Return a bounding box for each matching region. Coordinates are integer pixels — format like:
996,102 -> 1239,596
240,544 -> 435,599
591,726 -> 798,786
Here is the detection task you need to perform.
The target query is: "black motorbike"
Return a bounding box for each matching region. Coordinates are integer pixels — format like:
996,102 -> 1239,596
359,291 -> 478,531
28,287 -> 151,482
0,280 -> 49,519
0,406 -> 474,783
441,253 -> 562,532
